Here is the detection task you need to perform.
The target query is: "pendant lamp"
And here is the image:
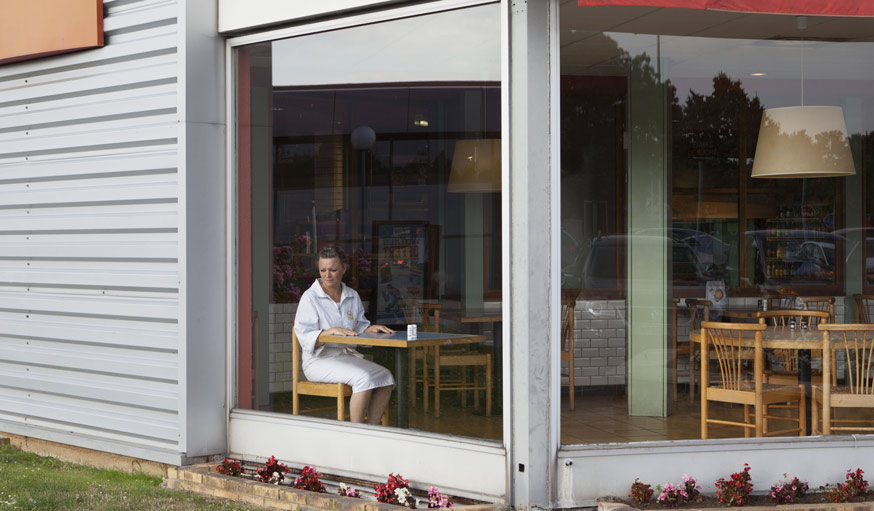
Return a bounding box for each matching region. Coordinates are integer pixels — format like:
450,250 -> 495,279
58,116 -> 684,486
751,17 -> 855,179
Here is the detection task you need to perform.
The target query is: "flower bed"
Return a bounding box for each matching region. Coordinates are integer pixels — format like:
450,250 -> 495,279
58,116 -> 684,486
164,460 -> 502,511
601,466 -> 874,510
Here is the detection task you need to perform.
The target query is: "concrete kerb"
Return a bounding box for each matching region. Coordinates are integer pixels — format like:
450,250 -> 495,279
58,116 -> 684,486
166,463 -> 506,511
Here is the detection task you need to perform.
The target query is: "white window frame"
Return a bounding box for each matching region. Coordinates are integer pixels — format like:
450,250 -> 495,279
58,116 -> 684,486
223,0 -> 509,503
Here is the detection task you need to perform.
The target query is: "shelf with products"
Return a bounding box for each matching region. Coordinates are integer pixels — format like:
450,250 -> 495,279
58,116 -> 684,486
755,204 -> 837,284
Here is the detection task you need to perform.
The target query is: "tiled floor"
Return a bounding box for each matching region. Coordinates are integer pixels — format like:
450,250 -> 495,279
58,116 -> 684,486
274,387 -> 874,444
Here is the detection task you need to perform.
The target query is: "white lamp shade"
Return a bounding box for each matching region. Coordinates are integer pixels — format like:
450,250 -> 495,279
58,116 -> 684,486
751,106 -> 855,178
447,139 -> 502,193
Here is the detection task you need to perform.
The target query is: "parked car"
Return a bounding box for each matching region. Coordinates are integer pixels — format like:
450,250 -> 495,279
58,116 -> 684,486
581,234 -> 709,289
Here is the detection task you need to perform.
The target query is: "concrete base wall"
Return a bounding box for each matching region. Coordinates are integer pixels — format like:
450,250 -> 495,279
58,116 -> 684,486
0,432 -> 173,478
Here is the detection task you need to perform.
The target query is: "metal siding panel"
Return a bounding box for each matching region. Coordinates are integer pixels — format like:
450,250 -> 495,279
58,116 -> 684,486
0,0 -> 182,457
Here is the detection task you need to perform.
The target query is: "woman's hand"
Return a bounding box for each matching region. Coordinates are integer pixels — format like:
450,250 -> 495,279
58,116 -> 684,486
321,327 -> 359,337
365,325 -> 395,334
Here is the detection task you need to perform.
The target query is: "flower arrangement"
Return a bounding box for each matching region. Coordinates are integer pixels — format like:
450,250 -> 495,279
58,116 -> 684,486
255,455 -> 290,484
628,478 -> 654,504
845,468 -> 869,497
215,457 -> 244,477
656,475 -> 700,508
827,468 -> 869,503
338,482 -> 360,498
770,476 -> 808,504
427,486 -> 454,508
272,235 -> 315,302
375,473 -> 419,508
715,464 -> 753,507
293,465 -> 326,493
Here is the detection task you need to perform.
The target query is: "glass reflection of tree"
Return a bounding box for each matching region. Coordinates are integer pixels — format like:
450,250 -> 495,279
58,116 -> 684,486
676,73 -> 764,183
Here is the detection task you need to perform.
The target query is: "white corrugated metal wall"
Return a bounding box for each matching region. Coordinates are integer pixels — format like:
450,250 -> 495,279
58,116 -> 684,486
0,0 -> 227,464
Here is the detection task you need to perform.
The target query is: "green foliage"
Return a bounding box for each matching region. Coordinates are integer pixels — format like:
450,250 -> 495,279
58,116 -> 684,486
0,445 -> 263,510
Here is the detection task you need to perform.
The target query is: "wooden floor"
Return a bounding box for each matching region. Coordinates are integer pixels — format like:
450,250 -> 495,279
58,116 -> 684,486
274,387 -> 874,444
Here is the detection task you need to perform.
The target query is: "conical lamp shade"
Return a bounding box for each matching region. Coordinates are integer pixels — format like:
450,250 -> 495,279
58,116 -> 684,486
447,139 -> 501,193
751,106 -> 855,178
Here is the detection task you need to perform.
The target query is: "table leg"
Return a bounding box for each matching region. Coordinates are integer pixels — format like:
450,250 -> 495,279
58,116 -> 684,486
798,349 -> 811,434
395,348 -> 409,428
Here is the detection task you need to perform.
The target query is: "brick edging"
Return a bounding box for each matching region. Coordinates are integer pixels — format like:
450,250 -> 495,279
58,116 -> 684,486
165,464 -> 505,511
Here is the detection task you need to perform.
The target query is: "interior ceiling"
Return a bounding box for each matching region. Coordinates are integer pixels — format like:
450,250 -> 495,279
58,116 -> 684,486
559,2 -> 874,77
559,1 -> 874,41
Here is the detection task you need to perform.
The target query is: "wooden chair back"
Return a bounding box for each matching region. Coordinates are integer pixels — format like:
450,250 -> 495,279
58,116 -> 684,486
700,321 -> 765,391
820,324 -> 874,396
421,303 -> 441,333
854,294 -> 874,324
756,310 -> 830,328
291,325 -> 352,420
801,297 -> 835,323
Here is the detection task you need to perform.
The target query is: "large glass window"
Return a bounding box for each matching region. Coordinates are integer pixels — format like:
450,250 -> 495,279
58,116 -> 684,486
560,5 -> 874,444
235,4 -> 503,441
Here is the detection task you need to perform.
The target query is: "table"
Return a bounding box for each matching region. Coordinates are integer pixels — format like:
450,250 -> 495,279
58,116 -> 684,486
318,331 -> 486,428
690,325 -> 825,433
441,307 -> 503,413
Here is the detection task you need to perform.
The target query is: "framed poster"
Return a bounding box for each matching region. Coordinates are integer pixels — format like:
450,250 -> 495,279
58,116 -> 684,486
372,222 -> 439,325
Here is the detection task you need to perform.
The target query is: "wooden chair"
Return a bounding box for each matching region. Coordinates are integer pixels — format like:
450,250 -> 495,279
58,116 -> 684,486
426,316 -> 493,419
292,327 -> 353,421
768,288 -> 799,311
813,324 -> 874,435
292,326 -> 388,425
801,297 -> 835,323
407,303 -> 441,410
684,299 -> 711,402
700,321 -> 805,438
854,294 -> 874,323
560,298 -> 577,411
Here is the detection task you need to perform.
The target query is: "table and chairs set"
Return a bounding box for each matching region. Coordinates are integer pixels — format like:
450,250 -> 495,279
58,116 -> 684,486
683,293 -> 874,439
290,303 -> 500,428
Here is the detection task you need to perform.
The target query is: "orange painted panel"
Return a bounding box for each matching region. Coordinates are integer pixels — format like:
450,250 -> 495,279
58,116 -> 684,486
0,0 -> 104,65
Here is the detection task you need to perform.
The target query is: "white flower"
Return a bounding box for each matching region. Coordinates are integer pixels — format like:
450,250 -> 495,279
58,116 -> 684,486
395,487 -> 413,507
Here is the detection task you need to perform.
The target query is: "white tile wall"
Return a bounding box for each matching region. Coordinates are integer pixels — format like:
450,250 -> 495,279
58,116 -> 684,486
268,303 -> 297,393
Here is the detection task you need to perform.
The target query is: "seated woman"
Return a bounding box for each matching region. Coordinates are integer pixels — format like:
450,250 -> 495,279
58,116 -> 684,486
293,246 -> 395,424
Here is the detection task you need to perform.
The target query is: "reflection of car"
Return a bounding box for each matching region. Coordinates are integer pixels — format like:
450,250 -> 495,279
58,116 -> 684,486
748,229 -> 843,284
638,228 -> 731,279
581,234 -> 708,289
796,241 -> 835,279
667,228 -> 731,268
834,228 -> 874,282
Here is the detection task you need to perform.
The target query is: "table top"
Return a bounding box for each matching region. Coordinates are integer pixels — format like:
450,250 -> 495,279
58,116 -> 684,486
319,331 -> 486,348
690,325 -> 826,349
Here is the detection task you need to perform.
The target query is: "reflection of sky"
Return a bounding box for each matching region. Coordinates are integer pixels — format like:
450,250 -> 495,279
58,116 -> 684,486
608,32 -> 874,133
272,4 -> 500,87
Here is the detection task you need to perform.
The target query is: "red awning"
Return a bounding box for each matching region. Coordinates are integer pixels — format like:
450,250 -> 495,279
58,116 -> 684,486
576,0 -> 874,17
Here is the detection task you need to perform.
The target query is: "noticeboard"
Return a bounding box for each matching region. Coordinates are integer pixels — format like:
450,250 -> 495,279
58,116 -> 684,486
372,222 -> 438,326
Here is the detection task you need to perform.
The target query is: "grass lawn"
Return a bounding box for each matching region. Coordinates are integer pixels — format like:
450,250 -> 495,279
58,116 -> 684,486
0,445 -> 265,511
